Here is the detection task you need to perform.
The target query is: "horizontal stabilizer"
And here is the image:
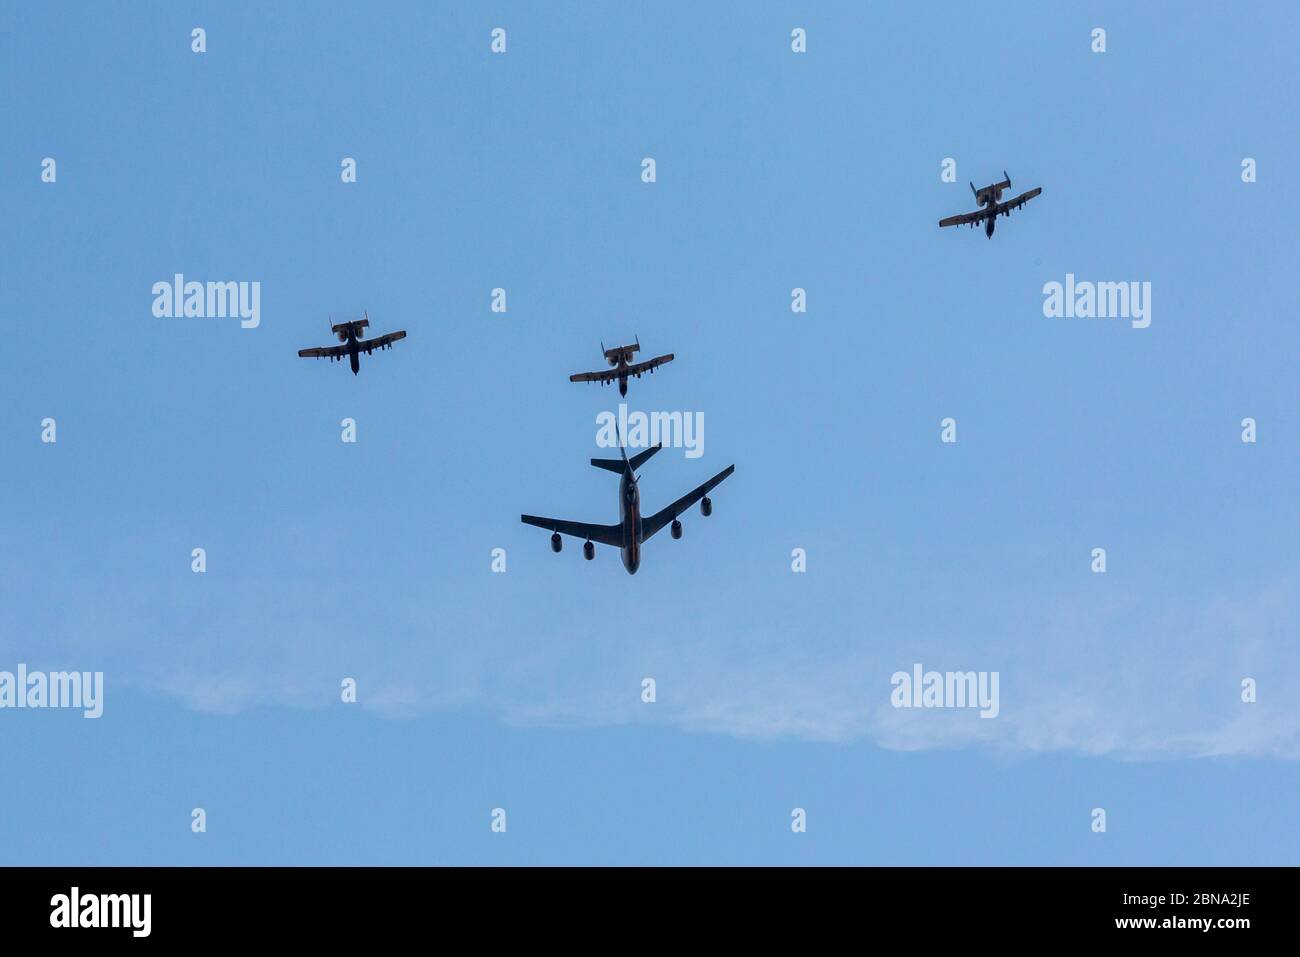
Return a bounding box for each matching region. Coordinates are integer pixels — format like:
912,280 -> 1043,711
603,340 -> 641,361
591,442 -> 662,474
628,443 -> 662,471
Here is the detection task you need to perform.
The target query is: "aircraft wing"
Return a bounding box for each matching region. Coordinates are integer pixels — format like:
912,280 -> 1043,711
938,208 -> 992,228
640,464 -> 735,542
569,368 -> 620,384
521,514 -> 625,548
360,330 -> 407,354
625,353 -> 674,376
996,186 -> 1042,213
940,187 -> 1042,227
298,344 -> 347,359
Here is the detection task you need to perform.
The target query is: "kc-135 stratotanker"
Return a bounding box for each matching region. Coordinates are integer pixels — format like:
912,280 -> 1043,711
522,427 -> 733,576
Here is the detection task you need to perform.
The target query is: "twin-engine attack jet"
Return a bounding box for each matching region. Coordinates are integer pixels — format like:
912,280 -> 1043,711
297,312 -> 407,375
569,338 -> 674,397
521,433 -> 734,576
939,171 -> 1042,238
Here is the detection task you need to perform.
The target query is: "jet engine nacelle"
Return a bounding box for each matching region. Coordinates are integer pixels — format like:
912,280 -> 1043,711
583,541 -> 595,560
337,331 -> 349,342
670,519 -> 682,539
550,533 -> 562,553
701,496 -> 712,517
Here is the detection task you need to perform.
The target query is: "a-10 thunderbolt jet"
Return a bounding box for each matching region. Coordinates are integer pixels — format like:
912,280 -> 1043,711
569,338 -> 674,398
939,171 -> 1042,238
297,312 -> 407,376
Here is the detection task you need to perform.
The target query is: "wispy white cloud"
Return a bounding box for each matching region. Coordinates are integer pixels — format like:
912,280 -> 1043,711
4,533 -> 1296,761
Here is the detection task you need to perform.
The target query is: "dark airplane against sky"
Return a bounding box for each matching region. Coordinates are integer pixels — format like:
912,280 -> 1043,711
569,338 -> 674,397
297,312 -> 407,375
521,430 -> 734,576
939,171 -> 1042,238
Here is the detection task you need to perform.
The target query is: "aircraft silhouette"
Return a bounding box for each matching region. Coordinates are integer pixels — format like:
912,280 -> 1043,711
569,337 -> 674,398
298,312 -> 407,375
939,171 -> 1042,238
522,427 -> 733,576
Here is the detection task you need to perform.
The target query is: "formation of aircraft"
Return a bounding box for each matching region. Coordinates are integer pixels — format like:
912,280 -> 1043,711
302,166 -> 1037,575
569,338 -> 674,397
297,312 -> 407,375
521,427 -> 734,576
939,171 -> 1042,239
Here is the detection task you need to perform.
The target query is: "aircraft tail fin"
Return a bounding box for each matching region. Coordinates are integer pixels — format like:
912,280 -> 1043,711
591,423 -> 652,477
591,442 -> 660,476
628,443 -> 661,472
616,422 -> 629,467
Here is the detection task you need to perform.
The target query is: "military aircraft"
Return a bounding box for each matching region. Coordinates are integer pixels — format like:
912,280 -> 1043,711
297,312 -> 407,375
569,338 -> 674,397
521,429 -> 734,576
939,171 -> 1042,238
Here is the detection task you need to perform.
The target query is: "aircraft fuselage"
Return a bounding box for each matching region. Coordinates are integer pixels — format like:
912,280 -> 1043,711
611,356 -> 630,396
619,470 -> 642,574
341,329 -> 361,374
976,191 -> 997,238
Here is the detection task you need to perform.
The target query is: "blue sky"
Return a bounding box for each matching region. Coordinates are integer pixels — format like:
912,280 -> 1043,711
1,2 -> 1298,865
